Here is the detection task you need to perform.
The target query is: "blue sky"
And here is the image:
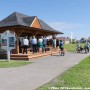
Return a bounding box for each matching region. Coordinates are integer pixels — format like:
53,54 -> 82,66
0,0 -> 90,39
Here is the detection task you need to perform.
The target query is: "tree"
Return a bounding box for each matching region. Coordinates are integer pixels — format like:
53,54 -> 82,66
80,37 -> 86,43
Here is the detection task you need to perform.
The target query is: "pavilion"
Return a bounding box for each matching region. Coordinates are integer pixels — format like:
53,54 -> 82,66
0,12 -> 63,59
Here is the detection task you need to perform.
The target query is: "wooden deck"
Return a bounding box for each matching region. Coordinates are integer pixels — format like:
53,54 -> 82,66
10,50 -> 59,60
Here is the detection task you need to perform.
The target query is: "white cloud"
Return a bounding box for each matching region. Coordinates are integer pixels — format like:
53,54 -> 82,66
47,21 -> 83,30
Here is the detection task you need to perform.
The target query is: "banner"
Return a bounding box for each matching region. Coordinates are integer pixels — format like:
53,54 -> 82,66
9,37 -> 15,47
2,39 -> 7,46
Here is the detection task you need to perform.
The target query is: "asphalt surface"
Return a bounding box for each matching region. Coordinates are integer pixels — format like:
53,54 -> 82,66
0,52 -> 89,90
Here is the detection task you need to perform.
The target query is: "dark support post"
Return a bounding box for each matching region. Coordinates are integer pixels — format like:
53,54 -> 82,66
16,33 -> 19,54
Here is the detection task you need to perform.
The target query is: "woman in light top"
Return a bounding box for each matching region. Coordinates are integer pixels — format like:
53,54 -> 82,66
23,36 -> 29,54
53,37 -> 56,49
38,36 -> 43,53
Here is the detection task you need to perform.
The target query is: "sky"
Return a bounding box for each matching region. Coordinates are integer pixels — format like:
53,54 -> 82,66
0,0 -> 90,39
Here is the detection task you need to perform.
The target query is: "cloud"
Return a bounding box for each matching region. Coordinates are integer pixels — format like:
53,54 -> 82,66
48,21 -> 83,30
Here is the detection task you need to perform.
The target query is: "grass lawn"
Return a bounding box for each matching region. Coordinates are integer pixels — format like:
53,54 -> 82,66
0,60 -> 32,68
64,43 -> 84,52
64,44 -> 76,52
37,56 -> 90,90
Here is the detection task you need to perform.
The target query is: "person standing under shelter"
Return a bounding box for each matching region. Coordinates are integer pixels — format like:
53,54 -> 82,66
38,36 -> 43,53
23,36 -> 29,54
43,36 -> 47,53
53,37 -> 56,49
56,39 -> 59,49
32,36 -> 37,54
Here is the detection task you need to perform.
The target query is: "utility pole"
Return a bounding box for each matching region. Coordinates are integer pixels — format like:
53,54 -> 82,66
71,32 -> 73,43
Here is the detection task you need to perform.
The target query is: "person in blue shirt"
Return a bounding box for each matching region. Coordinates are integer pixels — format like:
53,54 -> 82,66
32,36 -> 37,54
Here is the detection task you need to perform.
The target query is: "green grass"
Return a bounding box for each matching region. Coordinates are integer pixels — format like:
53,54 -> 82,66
0,60 -> 32,68
64,44 -> 76,52
64,43 -> 84,52
37,57 -> 90,90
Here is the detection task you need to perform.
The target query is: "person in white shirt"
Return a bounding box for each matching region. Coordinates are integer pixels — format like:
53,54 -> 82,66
23,36 -> 29,54
32,36 -> 37,54
53,38 -> 56,49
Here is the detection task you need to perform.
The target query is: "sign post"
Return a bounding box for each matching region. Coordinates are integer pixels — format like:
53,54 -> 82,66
1,30 -> 15,61
0,34 -> 1,49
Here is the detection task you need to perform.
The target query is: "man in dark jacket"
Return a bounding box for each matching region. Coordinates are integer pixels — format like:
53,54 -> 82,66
59,40 -> 64,56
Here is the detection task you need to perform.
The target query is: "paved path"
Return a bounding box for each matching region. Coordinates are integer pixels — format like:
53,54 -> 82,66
0,52 -> 90,90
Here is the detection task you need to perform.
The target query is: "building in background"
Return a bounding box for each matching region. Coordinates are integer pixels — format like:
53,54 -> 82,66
57,37 -> 70,44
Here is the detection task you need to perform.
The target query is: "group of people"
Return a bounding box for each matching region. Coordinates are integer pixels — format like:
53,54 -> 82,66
76,40 -> 90,53
22,36 -> 47,54
22,36 -> 65,56
20,36 -> 90,55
